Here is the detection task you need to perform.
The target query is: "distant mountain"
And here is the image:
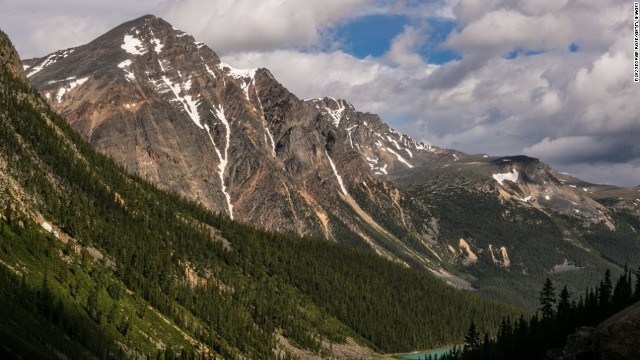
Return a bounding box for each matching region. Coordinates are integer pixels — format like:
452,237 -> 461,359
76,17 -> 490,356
23,15 -> 640,308
0,28 -> 521,359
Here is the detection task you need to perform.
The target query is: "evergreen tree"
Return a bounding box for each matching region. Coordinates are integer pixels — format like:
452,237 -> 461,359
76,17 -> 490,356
557,285 -> 571,321
464,321 -> 480,355
539,278 -> 556,320
611,268 -> 633,312
634,266 -> 640,301
599,269 -> 613,316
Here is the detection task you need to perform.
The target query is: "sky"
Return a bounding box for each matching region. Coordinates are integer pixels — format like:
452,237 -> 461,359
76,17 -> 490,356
2,0 -> 639,186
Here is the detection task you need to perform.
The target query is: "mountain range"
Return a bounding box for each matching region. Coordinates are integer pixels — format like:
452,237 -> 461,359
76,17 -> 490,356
1,27 -> 525,359
21,15 -> 640,308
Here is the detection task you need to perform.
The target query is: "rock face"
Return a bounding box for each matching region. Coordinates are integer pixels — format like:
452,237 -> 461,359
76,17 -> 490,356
560,327 -> 596,360
549,302 -> 640,360
595,301 -> 640,360
23,15 -> 640,306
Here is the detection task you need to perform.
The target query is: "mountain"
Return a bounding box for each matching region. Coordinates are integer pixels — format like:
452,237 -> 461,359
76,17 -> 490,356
0,28 -> 522,359
23,15 -> 640,308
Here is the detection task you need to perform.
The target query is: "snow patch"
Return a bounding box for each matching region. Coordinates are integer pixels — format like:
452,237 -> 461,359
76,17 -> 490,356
326,99 -> 346,127
220,63 -> 255,100
346,126 -> 356,149
545,195 -> 551,200
265,127 -> 277,157
151,38 -> 163,53
493,169 -> 519,185
121,34 -> 146,55
386,136 -> 402,151
157,59 -> 202,128
384,148 -> 414,168
117,59 -> 132,68
405,148 -> 413,158
27,51 -> 68,78
117,60 -> 135,81
55,77 -> 88,102
326,151 -> 348,195
206,106 -> 234,219
221,63 -> 256,79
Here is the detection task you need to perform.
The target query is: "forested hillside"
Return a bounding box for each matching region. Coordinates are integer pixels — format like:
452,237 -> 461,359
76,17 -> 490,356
0,30 -> 521,359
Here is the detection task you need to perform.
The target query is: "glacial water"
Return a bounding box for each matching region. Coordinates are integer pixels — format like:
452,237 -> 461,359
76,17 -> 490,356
396,347 -> 453,359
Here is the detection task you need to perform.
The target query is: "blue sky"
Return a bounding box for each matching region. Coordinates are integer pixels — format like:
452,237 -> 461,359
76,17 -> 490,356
336,15 -> 409,58
1,0 -> 638,186
335,15 -> 461,64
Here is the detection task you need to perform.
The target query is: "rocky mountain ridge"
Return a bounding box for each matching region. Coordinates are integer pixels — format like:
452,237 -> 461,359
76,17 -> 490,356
23,15 -> 640,307
23,15 -> 462,280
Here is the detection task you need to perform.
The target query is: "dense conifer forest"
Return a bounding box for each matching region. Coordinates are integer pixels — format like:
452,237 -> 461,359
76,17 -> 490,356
0,32 -> 522,359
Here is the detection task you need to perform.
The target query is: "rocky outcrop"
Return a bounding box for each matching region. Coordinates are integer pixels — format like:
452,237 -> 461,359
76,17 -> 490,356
595,301 -> 640,360
549,302 -> 640,360
0,30 -> 25,78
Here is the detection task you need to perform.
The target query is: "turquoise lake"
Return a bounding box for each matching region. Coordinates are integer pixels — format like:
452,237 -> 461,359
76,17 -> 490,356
397,347 -> 452,359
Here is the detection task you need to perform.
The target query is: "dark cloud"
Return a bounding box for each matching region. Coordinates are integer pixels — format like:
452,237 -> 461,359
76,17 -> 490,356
523,135 -> 640,165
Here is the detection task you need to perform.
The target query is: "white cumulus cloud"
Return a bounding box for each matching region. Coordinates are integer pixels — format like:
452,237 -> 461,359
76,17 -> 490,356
156,0 -> 375,53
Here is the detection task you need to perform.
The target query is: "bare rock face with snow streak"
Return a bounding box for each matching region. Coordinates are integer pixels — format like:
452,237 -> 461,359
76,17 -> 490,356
24,15 -> 450,272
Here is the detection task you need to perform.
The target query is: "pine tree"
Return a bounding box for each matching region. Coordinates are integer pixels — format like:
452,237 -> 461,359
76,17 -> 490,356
599,269 -> 613,316
539,278 -> 556,320
464,321 -> 480,354
634,266 -> 640,301
557,285 -> 571,321
611,268 -> 633,312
